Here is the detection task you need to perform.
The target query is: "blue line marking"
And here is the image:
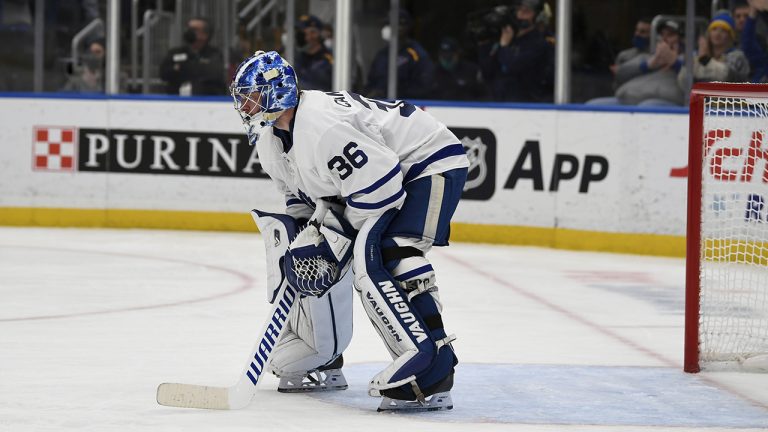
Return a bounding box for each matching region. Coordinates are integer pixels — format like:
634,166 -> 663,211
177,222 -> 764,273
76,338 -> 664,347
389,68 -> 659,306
410,98 -> 689,115
0,92 -> 689,114
0,91 -> 230,103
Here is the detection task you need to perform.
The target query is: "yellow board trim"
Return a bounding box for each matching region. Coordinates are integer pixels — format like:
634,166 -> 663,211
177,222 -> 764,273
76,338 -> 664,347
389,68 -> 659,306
0,207 -> 686,257
0,207 -> 257,232
449,223 -> 686,257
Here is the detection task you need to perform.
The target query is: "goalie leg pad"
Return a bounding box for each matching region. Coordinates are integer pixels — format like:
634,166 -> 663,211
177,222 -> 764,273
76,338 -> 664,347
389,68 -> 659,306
354,210 -> 457,402
270,270 -> 354,380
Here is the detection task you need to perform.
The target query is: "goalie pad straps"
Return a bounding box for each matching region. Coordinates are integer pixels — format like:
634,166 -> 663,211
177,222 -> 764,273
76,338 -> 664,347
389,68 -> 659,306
382,237 -> 442,305
354,210 -> 457,400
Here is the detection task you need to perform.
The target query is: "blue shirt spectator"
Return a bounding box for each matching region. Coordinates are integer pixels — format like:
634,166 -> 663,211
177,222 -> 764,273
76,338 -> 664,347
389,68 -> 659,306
740,2 -> 768,82
293,15 -> 334,91
431,37 -> 485,101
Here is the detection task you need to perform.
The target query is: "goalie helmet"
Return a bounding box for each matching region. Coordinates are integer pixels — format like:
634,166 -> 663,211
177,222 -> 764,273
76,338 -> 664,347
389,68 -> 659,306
230,50 -> 299,130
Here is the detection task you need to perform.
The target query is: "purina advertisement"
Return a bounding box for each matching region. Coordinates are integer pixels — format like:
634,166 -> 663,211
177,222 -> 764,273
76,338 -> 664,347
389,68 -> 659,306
1,95 -> 693,252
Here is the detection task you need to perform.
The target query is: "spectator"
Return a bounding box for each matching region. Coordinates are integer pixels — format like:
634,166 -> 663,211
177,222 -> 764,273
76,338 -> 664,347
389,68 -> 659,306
477,0 -> 553,102
741,0 -> 768,82
61,39 -> 105,92
159,17 -> 226,96
610,17 -> 652,78
679,12 -> 749,86
431,36 -> 484,101
365,9 -> 434,99
733,1 -> 751,42
584,17 -> 650,104
587,20 -> 685,106
293,15 -> 334,91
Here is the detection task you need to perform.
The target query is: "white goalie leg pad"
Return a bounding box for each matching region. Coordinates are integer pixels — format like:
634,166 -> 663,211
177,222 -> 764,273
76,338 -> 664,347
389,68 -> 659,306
269,269 -> 354,377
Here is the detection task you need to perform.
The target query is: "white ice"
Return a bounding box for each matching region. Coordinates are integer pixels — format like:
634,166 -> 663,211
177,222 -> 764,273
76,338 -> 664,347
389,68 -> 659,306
1,227 -> 767,432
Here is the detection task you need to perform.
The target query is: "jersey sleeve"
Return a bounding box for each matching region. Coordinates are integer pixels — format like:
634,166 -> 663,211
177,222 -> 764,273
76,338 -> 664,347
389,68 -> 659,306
285,193 -> 314,221
316,122 -> 406,230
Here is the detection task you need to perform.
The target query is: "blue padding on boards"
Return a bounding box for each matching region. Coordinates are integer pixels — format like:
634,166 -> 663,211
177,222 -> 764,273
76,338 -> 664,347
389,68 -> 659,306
306,363 -> 768,427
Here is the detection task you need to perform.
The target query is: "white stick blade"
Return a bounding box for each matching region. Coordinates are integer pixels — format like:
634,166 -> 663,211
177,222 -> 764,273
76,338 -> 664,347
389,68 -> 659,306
156,383 -> 230,410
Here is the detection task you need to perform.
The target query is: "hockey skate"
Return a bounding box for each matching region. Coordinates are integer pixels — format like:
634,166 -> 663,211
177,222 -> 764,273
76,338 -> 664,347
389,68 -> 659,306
277,355 -> 348,393
376,372 -> 454,412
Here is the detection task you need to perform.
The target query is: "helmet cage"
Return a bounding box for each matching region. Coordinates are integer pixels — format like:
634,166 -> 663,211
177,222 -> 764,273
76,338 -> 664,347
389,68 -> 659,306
230,82 -> 282,129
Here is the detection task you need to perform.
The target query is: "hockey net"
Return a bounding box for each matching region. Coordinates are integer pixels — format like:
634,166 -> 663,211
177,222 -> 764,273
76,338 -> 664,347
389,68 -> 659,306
685,82 -> 768,373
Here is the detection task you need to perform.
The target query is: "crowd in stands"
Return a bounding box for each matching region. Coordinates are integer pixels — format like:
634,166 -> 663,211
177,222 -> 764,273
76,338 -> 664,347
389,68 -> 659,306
588,0 -> 767,106
3,0 -> 768,106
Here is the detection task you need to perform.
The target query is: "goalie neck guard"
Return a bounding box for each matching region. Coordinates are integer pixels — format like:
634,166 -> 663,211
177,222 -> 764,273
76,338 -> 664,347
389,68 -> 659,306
231,50 -> 299,130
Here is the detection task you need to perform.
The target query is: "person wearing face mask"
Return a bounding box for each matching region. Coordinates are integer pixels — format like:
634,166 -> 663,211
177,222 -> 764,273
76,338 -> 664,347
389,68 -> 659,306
477,0 -> 554,102
609,17 -> 652,80
62,39 -> 106,93
582,16 -> 650,104
292,15 -> 334,91
430,37 -> 485,101
365,9 -> 435,99
588,20 -> 686,106
160,17 -> 226,96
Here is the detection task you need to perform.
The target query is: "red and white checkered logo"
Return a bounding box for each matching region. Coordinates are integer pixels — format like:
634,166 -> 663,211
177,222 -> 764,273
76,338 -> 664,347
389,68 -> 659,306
33,127 -> 76,171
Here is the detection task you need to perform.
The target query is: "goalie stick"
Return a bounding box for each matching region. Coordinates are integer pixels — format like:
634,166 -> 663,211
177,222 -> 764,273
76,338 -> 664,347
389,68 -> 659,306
156,202 -> 330,410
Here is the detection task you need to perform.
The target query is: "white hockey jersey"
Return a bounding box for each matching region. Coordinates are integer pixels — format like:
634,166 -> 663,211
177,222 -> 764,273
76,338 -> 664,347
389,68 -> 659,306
255,90 -> 469,229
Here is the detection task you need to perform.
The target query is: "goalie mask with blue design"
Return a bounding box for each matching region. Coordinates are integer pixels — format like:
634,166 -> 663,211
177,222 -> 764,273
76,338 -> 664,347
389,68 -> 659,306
230,50 -> 299,131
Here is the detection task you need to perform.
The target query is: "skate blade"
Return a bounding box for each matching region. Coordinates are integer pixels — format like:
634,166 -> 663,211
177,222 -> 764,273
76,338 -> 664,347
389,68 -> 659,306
377,391 -> 453,412
277,369 -> 348,393
278,384 -> 348,393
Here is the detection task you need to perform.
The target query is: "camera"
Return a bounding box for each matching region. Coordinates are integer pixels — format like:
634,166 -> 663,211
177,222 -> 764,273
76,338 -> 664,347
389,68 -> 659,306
466,5 -> 519,43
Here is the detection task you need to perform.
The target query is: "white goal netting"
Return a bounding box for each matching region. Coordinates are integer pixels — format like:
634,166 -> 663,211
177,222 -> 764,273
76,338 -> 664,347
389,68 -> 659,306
698,95 -> 768,370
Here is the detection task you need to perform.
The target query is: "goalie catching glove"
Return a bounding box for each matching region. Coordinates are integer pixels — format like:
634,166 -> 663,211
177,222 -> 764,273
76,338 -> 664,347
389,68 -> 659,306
283,212 -> 355,297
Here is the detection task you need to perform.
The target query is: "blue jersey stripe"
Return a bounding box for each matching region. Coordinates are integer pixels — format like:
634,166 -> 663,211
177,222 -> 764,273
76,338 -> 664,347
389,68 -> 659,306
347,187 -> 405,210
352,164 -> 401,195
394,264 -> 434,281
286,198 -> 304,206
404,144 -> 466,183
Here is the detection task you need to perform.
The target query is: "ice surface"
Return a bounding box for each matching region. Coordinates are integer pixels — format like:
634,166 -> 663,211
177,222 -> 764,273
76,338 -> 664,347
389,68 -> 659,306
310,363 -> 768,428
1,227 -> 767,432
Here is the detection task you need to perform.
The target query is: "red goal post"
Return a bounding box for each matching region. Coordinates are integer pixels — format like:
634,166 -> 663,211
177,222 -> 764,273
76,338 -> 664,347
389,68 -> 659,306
685,82 -> 768,373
